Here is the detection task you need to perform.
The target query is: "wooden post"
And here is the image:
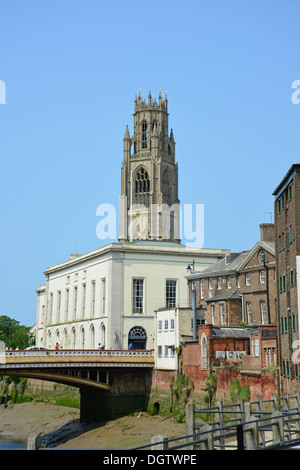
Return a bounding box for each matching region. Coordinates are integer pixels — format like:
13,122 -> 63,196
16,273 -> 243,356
185,400 -> 195,450
199,423 -> 214,450
270,393 -> 278,412
270,411 -> 284,447
255,395 -> 266,446
235,396 -> 245,424
244,402 -> 259,450
151,435 -> 168,450
27,433 -> 42,450
214,399 -> 225,449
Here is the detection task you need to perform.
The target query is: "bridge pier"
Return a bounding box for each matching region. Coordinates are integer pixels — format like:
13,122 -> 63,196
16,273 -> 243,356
80,367 -> 152,423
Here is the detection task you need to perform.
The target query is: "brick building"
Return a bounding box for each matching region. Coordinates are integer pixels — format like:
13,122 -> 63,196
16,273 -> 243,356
186,223 -> 277,328
182,225 -> 278,396
273,163 -> 300,394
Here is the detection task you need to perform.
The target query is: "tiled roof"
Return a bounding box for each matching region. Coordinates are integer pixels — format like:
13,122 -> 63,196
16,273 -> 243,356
212,326 -> 259,338
187,251 -> 250,278
206,290 -> 241,302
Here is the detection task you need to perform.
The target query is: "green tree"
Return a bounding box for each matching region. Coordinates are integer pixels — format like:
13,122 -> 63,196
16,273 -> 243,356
170,374 -> 194,422
0,315 -> 31,349
204,371 -> 217,407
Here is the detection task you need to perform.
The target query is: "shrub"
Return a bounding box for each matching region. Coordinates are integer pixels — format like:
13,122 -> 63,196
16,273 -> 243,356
229,379 -> 250,402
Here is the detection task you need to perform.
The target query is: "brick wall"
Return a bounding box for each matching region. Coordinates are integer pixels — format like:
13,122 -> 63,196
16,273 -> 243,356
274,165 -> 300,393
189,244 -> 276,327
152,369 -> 176,390
214,369 -> 277,401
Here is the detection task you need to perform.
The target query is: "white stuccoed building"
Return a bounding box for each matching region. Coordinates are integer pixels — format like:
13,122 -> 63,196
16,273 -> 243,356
36,242 -> 226,351
35,93 -> 227,357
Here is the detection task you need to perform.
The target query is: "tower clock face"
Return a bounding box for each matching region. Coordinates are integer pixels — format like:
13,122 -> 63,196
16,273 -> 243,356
259,250 -> 265,263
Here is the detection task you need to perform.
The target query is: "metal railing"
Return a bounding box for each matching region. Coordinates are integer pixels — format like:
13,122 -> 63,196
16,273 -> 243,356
132,393 -> 300,450
133,412 -> 300,450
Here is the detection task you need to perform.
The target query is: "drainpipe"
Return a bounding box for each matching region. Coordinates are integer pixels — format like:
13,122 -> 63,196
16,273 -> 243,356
192,282 -> 197,340
264,260 -> 271,324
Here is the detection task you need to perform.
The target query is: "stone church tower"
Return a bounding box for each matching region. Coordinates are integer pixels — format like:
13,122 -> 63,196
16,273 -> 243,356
119,91 -> 180,243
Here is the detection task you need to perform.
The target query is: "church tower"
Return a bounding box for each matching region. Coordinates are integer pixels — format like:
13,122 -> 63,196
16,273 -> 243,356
119,91 -> 180,243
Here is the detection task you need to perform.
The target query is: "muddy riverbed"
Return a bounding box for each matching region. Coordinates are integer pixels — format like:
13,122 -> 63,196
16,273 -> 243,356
0,402 -> 186,449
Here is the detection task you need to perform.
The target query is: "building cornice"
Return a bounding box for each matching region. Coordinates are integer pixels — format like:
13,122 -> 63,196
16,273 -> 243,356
44,242 -> 228,275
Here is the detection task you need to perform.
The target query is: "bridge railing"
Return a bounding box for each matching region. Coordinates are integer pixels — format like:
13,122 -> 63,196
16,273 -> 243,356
3,348 -> 154,358
0,349 -> 155,366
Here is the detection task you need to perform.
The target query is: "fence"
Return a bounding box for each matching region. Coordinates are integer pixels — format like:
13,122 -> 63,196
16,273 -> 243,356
133,393 -> 300,450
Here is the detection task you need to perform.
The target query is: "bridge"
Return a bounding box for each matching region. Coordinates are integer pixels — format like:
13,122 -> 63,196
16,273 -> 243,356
0,349 -> 155,422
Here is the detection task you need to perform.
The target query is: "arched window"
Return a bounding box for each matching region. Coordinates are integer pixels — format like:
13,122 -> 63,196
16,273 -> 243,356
201,335 -> 207,369
90,324 -> 95,349
247,302 -> 253,324
63,328 -> 67,349
80,326 -> 85,349
56,329 -> 60,347
100,323 -> 106,347
71,327 -> 76,349
134,167 -> 150,206
47,331 -> 52,349
128,326 -> 147,350
142,121 -> 147,148
260,301 -> 267,324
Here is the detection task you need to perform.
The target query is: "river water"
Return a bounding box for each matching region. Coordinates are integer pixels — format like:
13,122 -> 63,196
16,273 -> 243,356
0,439 -> 26,449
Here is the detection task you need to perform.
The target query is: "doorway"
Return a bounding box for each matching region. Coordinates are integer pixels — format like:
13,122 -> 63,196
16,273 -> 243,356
128,326 -> 147,349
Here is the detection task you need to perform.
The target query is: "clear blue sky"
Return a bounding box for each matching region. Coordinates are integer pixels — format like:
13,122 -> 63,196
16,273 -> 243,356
1,0 -> 299,327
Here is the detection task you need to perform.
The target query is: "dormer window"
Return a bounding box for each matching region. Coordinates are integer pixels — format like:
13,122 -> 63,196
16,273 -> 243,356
225,253 -> 231,265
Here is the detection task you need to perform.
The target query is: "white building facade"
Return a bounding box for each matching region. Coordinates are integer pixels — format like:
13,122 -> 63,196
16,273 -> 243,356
36,242 -> 226,351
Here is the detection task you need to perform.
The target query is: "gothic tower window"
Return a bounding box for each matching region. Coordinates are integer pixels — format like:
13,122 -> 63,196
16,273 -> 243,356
142,121 -> 147,148
162,168 -> 171,205
134,167 -> 150,206
152,120 -> 158,131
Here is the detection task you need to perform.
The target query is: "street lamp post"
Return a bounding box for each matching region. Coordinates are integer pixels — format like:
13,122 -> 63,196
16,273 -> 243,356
186,260 -> 197,340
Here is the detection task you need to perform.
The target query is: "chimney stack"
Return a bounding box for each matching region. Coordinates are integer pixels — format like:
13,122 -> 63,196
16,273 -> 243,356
259,223 -> 275,243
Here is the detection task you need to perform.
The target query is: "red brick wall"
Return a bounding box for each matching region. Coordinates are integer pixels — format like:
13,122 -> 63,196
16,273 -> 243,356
152,366 -> 277,401
152,369 -> 176,390
215,369 -> 277,401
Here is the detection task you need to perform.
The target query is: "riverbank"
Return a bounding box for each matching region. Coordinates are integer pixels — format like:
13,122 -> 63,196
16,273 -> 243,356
0,402 -> 186,449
